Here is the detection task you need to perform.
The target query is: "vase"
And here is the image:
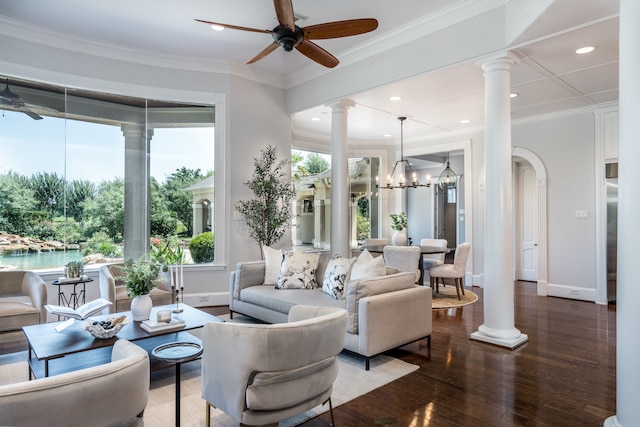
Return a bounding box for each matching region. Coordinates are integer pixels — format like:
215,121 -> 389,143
391,230 -> 407,246
130,294 -> 153,321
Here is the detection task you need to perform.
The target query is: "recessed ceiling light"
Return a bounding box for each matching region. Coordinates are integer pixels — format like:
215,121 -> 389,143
460,119 -> 470,124
310,117 -> 320,121
210,24 -> 225,31
383,134 -> 392,137
389,96 -> 402,101
576,46 -> 596,54
510,93 -> 519,98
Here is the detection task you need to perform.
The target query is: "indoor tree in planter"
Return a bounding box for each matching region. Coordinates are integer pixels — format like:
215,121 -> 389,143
236,145 -> 296,255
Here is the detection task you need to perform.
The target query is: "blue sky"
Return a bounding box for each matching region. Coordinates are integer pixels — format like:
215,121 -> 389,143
0,110 -> 214,184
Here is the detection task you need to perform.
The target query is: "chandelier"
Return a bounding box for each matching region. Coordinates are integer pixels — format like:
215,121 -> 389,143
438,152 -> 458,189
376,116 -> 431,189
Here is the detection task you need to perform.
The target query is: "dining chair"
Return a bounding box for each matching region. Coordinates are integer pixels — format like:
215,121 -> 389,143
429,242 -> 471,300
364,238 -> 390,247
419,238 -> 448,285
383,245 -> 422,283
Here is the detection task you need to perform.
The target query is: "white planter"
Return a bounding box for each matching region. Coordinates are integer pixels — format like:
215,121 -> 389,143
391,230 -> 407,246
130,294 -> 153,321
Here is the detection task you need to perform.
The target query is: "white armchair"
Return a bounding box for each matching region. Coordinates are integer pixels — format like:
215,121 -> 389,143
420,238 -> 448,285
0,339 -> 150,427
0,270 -> 47,340
201,305 -> 348,427
99,263 -> 173,314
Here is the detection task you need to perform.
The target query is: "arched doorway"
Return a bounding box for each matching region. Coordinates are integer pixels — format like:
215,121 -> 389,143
512,147 -> 548,295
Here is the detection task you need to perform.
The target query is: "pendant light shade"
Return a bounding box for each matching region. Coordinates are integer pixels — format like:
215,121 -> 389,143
438,153 -> 458,189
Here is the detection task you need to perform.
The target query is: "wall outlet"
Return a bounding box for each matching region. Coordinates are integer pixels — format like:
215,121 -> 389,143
570,289 -> 579,296
199,295 -> 210,302
575,210 -> 589,219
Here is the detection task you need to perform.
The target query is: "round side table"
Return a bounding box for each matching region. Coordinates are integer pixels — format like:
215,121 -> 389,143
152,341 -> 203,427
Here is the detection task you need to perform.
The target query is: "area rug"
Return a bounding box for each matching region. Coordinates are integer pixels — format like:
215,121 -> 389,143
0,349 -> 417,427
431,285 -> 478,309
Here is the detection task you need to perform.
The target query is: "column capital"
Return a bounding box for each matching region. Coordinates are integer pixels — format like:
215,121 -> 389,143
121,124 -> 154,139
477,51 -> 520,72
327,98 -> 356,112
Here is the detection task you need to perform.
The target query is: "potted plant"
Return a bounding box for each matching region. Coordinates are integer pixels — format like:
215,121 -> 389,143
65,260 -> 84,278
236,145 -> 296,256
118,258 -> 165,321
390,212 -> 408,246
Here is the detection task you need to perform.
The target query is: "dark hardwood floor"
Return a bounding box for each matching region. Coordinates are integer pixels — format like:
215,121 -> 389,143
2,282 -> 616,426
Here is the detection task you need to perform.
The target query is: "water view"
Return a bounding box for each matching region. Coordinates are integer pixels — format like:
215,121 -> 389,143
0,250 -> 84,271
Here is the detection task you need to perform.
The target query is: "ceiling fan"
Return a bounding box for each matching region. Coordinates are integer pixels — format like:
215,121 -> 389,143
195,0 -> 378,68
1,81 -> 44,120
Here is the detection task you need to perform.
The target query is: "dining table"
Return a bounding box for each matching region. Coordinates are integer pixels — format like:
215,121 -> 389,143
363,244 -> 451,285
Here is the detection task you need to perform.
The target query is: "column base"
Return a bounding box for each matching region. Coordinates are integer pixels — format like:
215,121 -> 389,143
604,415 -> 621,426
470,324 -> 529,349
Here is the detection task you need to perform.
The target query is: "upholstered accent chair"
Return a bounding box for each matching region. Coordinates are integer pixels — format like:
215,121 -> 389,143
430,242 -> 471,299
0,339 -> 150,427
201,305 -> 348,427
420,238 -> 448,285
383,245 -> 422,283
0,270 -> 47,339
99,263 -> 173,314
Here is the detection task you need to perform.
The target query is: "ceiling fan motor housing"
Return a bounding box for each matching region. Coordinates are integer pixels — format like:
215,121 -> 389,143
272,25 -> 304,51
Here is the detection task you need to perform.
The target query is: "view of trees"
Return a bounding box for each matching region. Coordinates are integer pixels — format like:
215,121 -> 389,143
0,167 -> 212,249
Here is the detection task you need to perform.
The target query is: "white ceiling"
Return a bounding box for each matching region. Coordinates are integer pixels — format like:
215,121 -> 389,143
0,0 -> 620,146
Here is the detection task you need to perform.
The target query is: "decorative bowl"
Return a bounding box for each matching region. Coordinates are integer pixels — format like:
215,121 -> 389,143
83,315 -> 129,339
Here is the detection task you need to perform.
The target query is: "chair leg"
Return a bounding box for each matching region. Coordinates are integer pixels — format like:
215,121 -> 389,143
458,277 -> 465,295
324,397 -> 336,426
206,401 -> 211,427
454,278 -> 461,300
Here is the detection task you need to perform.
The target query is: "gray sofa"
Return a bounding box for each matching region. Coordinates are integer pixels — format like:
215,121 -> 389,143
229,259 -> 432,369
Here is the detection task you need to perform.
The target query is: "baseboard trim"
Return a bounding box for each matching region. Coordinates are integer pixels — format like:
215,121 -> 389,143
546,283 -> 596,302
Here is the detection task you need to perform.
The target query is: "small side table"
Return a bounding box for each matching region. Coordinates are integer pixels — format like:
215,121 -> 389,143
152,341 -> 203,427
51,277 -> 94,316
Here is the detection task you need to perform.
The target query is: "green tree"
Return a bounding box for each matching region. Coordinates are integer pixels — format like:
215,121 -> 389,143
29,171 -> 65,219
236,145 -> 296,249
151,178 -> 177,237
0,173 -> 40,235
291,152 -> 308,182
66,179 -> 96,221
82,179 -> 125,242
160,167 -> 211,236
304,153 -> 330,174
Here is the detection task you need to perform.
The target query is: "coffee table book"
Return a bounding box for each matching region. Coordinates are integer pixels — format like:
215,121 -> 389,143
140,317 -> 186,333
45,297 -> 112,320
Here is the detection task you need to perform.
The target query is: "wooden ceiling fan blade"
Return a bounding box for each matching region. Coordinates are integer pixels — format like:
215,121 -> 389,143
303,18 -> 379,40
247,43 -> 279,64
273,0 -> 295,31
194,19 -> 273,35
295,40 -> 339,68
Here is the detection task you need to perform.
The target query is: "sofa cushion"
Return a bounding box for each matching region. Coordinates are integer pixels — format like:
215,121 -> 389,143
344,272 -> 416,334
350,249 -> 386,281
276,251 -> 320,289
262,245 -> 283,285
322,254 -> 356,300
0,301 -> 40,332
241,287 -> 345,315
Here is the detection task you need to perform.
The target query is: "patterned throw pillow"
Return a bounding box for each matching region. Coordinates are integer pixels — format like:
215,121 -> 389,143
322,254 -> 356,300
262,245 -> 283,285
276,251 -> 320,289
350,249 -> 386,280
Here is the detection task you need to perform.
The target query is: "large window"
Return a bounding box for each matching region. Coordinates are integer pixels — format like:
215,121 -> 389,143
291,149 -> 380,248
0,77 -> 215,270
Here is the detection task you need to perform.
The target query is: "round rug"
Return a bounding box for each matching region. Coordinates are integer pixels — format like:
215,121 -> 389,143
431,285 -> 478,309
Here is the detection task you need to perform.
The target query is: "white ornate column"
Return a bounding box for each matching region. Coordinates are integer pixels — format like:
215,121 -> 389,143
605,0 -> 640,425
471,53 -> 528,348
121,124 -> 153,261
329,99 -> 355,258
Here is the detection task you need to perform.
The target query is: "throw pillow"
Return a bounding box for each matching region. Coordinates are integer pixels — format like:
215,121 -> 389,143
322,254 -> 356,300
350,249 -> 386,280
276,251 -> 320,289
262,245 -> 283,285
